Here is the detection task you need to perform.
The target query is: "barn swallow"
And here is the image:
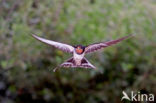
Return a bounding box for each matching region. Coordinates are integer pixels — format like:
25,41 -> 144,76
32,34 -> 132,72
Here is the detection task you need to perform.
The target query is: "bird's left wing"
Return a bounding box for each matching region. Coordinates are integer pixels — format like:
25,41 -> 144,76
85,35 -> 133,54
32,34 -> 74,53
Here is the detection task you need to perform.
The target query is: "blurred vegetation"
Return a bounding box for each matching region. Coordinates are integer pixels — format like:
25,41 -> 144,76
0,0 -> 156,103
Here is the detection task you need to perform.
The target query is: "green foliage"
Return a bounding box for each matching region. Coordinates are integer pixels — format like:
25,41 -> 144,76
0,0 -> 155,103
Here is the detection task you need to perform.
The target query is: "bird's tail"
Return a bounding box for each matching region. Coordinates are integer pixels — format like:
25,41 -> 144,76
53,57 -> 96,72
80,58 -> 96,69
53,57 -> 74,72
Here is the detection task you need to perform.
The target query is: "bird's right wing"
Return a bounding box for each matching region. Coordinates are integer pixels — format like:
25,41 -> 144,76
85,35 -> 133,54
32,34 -> 74,53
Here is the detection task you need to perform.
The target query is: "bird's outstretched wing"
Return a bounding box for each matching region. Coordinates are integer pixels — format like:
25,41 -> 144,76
32,34 -> 74,53
85,35 -> 133,54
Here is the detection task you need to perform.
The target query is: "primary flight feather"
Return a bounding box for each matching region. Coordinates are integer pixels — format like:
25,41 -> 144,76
32,34 -> 132,72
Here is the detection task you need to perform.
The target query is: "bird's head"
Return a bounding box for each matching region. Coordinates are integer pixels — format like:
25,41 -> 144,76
74,45 -> 85,54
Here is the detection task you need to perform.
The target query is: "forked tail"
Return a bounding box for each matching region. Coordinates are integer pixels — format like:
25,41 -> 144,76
53,57 -> 96,72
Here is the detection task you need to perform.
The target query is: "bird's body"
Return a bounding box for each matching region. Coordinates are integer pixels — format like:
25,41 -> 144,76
73,50 -> 85,65
32,34 -> 133,72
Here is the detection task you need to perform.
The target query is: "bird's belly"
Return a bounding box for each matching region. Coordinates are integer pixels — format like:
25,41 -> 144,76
73,53 -> 84,65
75,59 -> 82,65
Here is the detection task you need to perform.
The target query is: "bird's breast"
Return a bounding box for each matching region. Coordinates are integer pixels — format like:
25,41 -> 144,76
73,52 -> 84,65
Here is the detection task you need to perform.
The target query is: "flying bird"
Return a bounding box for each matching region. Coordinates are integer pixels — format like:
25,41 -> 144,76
32,34 -> 132,72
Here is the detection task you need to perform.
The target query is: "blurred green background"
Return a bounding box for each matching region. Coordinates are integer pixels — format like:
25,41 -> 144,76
0,0 -> 156,103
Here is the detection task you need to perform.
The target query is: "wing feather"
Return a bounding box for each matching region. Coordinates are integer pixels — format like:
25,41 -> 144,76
32,34 -> 74,53
85,35 -> 133,54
